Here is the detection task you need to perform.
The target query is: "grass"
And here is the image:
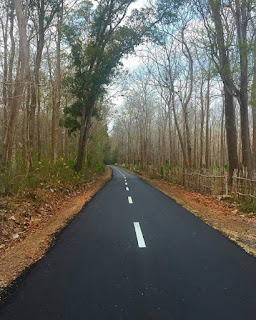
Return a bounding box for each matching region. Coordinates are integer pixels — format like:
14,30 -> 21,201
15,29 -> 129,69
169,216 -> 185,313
221,194 -> 256,215
0,158 -> 106,196
237,200 -> 256,215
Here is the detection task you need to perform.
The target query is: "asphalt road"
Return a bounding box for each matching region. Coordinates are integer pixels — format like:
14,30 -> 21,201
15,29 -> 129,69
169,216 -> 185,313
0,166 -> 256,319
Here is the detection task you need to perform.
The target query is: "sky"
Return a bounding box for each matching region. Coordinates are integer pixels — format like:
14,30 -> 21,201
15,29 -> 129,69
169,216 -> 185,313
107,0 -> 150,129
121,0 -> 148,71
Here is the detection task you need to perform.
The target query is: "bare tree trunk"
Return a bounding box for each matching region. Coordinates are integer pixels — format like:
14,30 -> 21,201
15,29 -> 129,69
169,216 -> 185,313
224,86 -> 239,184
37,86 -> 41,162
181,26 -> 193,169
252,30 -> 256,167
0,0 -> 30,170
25,86 -> 30,171
75,102 -> 94,172
28,0 -> 45,170
220,100 -> 225,172
199,80 -> 205,169
205,77 -> 210,169
1,13 -> 8,140
209,0 -> 239,184
52,1 -> 63,163
235,0 -> 252,175
184,103 -> 192,169
168,106 -> 174,166
193,104 -> 197,168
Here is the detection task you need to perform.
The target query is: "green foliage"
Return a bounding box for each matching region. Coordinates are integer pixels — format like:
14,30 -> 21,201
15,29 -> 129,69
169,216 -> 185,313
209,165 -> 221,172
221,195 -> 256,215
62,101 -> 81,135
132,165 -> 142,172
0,159 -> 77,195
238,201 -> 256,215
104,146 -> 118,165
164,160 -> 171,171
0,170 -> 24,195
0,154 -> 106,196
92,162 -> 105,173
62,0 -> 165,135
156,0 -> 186,25
160,165 -> 164,177
149,175 -> 158,180
86,123 -> 109,166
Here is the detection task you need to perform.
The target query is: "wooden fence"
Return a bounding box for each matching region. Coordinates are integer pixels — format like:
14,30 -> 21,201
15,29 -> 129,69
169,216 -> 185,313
232,170 -> 256,202
137,165 -> 256,202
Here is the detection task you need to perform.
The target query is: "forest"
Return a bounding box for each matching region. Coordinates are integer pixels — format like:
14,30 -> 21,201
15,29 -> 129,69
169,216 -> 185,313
0,0 -> 256,201
111,0 -> 256,203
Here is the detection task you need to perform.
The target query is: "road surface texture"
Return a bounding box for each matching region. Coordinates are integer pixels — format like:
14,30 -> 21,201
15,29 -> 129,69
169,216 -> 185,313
0,166 -> 256,319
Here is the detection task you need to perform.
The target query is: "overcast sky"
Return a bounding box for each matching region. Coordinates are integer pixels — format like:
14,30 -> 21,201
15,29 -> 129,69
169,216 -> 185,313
107,0 -> 150,123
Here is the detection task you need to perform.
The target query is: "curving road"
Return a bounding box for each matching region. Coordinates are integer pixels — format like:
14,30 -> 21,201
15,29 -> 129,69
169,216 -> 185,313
0,166 -> 256,319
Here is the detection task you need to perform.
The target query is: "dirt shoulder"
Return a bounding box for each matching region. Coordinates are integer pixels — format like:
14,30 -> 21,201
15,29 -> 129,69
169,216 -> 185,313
0,167 -> 112,298
135,171 -> 256,257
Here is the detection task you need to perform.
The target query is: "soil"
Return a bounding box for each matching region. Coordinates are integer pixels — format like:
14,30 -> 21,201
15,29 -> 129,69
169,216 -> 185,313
0,167 -> 112,297
138,172 -> 256,257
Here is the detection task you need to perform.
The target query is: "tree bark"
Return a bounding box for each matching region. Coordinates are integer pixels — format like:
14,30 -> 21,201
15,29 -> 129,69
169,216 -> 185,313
1,13 -> 8,140
0,0 -> 30,170
75,102 -> 94,172
199,80 -> 205,169
52,2 -> 63,163
235,0 -> 252,174
181,26 -> 193,169
209,0 -> 239,184
252,28 -> 256,167
205,77 -> 210,169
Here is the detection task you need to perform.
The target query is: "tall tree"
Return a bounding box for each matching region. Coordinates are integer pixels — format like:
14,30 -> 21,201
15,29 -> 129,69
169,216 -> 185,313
64,0 -> 157,172
27,0 -> 61,171
52,0 -> 63,164
0,0 -> 30,170
196,0 -> 239,183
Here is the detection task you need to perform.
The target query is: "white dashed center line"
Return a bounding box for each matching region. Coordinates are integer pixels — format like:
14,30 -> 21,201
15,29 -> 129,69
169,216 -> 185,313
133,222 -> 146,248
116,168 -> 126,178
128,196 -> 133,204
126,187 -> 129,191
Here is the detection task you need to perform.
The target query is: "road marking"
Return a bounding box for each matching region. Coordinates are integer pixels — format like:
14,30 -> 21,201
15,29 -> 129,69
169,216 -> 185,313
133,222 -> 146,248
116,168 -> 125,178
125,182 -> 128,185
128,196 -> 133,204
126,187 -> 129,191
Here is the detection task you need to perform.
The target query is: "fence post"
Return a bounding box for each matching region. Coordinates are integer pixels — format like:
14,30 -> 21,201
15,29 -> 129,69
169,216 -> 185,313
225,174 -> 228,195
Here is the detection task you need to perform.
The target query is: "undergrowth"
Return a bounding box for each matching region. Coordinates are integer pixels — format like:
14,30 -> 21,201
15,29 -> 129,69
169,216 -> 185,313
237,201 -> 256,215
0,158 -> 105,196
221,195 -> 256,215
